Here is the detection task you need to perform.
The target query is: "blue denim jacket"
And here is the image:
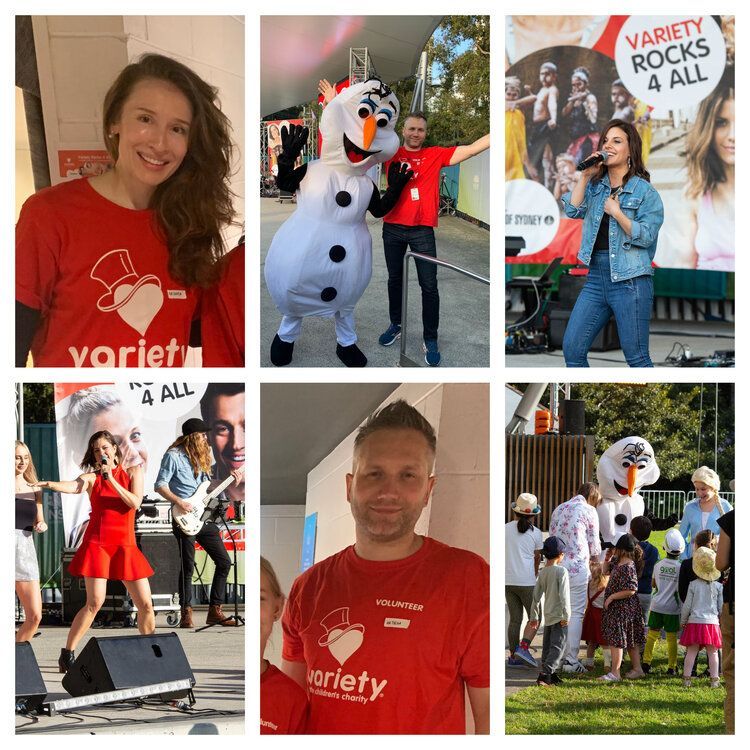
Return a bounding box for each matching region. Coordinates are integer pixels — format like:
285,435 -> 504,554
562,174 -> 664,282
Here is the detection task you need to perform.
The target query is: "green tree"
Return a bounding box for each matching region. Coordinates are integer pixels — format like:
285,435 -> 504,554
22,383 -> 55,424
423,15 -> 490,145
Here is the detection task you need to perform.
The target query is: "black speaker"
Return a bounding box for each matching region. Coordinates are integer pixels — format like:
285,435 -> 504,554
16,642 -> 47,712
62,633 -> 194,699
560,399 -> 586,435
549,307 -> 621,352
136,533 -> 180,598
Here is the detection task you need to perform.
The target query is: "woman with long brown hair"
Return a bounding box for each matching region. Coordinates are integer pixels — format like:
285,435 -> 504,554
34,430 -> 154,672
561,118 -> 664,367
15,441 -> 47,642
684,72 -> 734,271
16,53 -> 236,368
155,419 -> 241,628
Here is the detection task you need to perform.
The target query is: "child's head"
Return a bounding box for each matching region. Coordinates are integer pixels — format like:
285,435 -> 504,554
539,61 -> 557,86
610,79 -> 632,109
555,153 -> 576,176
542,535 -> 565,563
663,528 -> 686,558
261,557 -> 284,654
694,529 -> 717,552
613,533 -> 645,575
692,546 -> 721,583
692,466 -> 720,502
629,515 -> 652,542
589,558 -> 609,588
505,76 -> 521,101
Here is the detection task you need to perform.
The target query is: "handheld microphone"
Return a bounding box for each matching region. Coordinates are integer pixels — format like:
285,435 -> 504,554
101,456 -> 109,481
576,151 -> 608,172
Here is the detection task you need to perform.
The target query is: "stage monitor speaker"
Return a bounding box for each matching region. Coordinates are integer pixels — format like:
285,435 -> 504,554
62,633 -> 194,699
16,642 -> 47,712
560,400 -> 586,435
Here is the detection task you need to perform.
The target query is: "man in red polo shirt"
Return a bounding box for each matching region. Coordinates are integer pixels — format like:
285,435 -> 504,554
281,400 -> 489,734
379,113 -> 489,365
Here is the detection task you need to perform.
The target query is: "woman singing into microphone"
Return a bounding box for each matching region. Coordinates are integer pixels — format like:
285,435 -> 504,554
35,431 -> 154,672
561,119 -> 664,367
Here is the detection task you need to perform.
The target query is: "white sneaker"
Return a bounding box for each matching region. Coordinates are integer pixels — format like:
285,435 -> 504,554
562,659 -> 588,673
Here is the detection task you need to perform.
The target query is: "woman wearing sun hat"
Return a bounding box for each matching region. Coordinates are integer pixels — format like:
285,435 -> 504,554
679,466 -> 732,559
680,546 -> 723,688
506,493 -> 543,667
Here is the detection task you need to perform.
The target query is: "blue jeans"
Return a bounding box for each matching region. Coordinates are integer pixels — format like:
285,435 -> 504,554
563,252 -> 653,367
382,223 -> 439,341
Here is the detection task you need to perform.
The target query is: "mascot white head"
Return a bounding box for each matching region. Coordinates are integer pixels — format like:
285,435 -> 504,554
320,79 -> 401,175
596,436 -> 660,546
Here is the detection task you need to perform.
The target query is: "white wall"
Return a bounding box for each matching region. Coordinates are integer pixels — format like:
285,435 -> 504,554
260,504 -> 306,668
305,383 -> 489,563
30,15 -> 244,247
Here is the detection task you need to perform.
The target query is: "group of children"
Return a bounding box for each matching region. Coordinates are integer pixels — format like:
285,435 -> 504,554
519,517 -> 724,688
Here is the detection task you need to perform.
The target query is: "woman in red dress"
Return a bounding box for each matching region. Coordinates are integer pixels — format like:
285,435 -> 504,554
35,430 -> 154,672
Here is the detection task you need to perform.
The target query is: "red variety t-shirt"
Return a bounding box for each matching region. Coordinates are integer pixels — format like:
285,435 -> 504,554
16,178 -> 200,367
261,663 -> 308,734
201,243 -> 244,367
384,146 -> 457,227
282,536 -> 489,734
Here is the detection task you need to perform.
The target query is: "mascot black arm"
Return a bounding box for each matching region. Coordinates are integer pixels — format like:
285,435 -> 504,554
16,301 -> 40,366
276,161 -> 308,193
644,505 -> 679,530
276,123 -> 309,193
368,162 -> 414,218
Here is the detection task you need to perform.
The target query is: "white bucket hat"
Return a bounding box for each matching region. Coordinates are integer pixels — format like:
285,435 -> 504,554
692,546 -> 721,582
664,528 -> 686,555
511,493 -> 541,515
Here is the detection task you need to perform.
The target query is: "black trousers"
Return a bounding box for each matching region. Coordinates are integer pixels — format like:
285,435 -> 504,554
172,521 -> 231,606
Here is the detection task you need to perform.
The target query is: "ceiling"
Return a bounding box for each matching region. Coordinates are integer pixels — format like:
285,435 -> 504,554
261,383 -> 400,505
260,15 -> 443,116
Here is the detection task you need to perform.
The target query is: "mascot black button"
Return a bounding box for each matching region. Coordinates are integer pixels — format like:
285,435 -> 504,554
321,287 -> 338,302
335,191 -> 352,207
329,245 -> 346,263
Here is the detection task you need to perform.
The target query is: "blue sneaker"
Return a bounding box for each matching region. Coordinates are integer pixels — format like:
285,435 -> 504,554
423,339 -> 441,366
378,323 -> 401,346
507,656 -> 526,667
513,645 -> 538,668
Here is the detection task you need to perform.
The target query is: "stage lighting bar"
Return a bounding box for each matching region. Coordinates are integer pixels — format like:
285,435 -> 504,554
42,679 -> 194,716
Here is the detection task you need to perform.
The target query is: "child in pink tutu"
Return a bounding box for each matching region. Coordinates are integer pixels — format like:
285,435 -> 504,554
581,559 -> 609,669
680,546 -> 723,688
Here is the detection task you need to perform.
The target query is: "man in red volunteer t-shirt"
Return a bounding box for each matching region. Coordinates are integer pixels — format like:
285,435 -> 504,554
281,400 -> 489,734
380,113 -> 489,366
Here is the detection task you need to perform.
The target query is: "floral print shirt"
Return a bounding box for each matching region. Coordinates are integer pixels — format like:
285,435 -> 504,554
549,495 -> 602,580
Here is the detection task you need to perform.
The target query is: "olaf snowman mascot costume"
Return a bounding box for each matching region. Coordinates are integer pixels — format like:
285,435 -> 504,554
265,79 -> 413,367
596,436 -> 677,549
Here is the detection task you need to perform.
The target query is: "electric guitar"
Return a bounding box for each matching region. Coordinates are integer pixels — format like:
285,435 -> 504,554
172,475 -> 235,536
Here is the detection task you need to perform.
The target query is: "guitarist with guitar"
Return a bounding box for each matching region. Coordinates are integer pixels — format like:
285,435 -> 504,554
155,418 -> 244,628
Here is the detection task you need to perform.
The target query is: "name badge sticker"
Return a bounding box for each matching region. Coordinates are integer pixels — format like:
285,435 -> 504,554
410,187 -> 420,201
167,290 -> 187,300
384,617 -> 410,629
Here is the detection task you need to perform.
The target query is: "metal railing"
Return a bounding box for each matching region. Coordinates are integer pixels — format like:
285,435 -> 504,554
641,490 -> 735,519
399,251 -> 490,366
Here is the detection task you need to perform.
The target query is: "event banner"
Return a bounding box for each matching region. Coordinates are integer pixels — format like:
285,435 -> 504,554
505,15 -> 734,271
53,383 -> 245,547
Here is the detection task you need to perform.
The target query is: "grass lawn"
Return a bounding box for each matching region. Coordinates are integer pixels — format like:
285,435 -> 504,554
506,640 -> 727,734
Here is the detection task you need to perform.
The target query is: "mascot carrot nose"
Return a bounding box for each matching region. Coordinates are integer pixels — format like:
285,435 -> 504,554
363,115 -> 376,150
627,464 -> 638,497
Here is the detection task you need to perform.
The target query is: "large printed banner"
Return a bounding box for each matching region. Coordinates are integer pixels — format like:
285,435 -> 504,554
505,15 -> 734,271
54,383 -> 245,547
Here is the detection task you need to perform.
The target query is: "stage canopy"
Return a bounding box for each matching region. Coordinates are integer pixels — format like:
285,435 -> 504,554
261,15 -> 443,116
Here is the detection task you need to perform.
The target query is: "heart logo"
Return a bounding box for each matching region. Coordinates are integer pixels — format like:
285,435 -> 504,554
115,282 -> 164,335
327,628 -> 364,666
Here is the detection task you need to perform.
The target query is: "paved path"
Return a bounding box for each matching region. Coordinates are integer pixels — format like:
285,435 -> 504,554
261,199 -> 490,368
16,612 -> 244,735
